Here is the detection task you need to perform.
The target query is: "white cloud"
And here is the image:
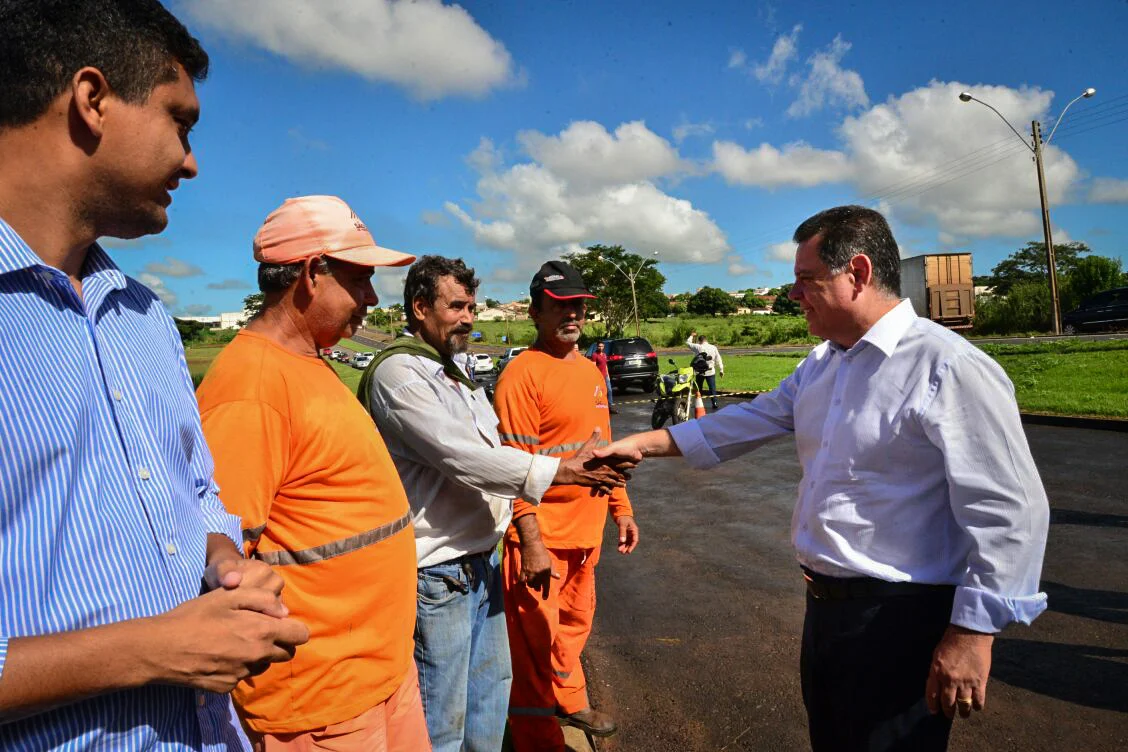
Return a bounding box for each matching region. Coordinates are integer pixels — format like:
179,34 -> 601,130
753,24 -> 802,84
709,81 -> 1087,243
726,254 -> 760,277
787,35 -> 868,117
287,127 -> 329,152
446,121 -> 729,265
206,278 -> 250,290
518,121 -> 687,192
180,0 -> 517,100
840,81 -> 1074,239
743,117 -> 764,130
137,272 -> 177,308
712,140 -> 852,188
765,242 -> 796,262
143,257 -> 203,278
1089,177 -> 1128,204
727,49 -> 747,69
672,122 -> 715,144
180,304 -> 213,316
371,269 -> 408,307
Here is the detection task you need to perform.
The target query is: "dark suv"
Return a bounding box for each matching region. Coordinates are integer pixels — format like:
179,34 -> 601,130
585,337 -> 658,393
1062,287 -> 1128,334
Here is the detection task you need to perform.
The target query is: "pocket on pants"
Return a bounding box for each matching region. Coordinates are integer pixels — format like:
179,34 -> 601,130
417,571 -> 464,607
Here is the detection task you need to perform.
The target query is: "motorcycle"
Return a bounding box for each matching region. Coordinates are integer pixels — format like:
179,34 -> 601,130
650,353 -> 710,429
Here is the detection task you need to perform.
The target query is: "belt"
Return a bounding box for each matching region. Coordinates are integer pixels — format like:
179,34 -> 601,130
802,569 -> 954,601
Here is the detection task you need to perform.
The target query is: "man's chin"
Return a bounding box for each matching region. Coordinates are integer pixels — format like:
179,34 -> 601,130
447,334 -> 471,354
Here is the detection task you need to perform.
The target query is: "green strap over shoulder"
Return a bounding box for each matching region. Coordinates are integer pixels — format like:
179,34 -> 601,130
357,334 -> 480,414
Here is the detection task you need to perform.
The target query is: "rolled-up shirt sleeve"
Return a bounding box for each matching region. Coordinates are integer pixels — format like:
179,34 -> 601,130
921,350 -> 1050,633
0,636 -> 7,681
668,366 -> 799,467
190,420 -> 245,551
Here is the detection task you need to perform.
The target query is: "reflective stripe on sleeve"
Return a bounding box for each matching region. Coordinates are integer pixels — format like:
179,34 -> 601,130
535,439 -> 609,456
499,432 -> 540,445
252,510 -> 412,567
242,523 -> 267,544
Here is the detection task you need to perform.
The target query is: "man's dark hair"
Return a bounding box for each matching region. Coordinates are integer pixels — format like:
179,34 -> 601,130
403,255 -> 480,329
0,0 -> 209,128
793,205 -> 901,297
257,258 -> 331,295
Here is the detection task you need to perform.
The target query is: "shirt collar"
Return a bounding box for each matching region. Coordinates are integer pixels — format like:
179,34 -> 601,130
855,299 -> 917,358
0,216 -> 127,292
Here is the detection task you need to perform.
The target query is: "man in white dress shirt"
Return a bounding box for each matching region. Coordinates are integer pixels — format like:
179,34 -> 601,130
598,206 -> 1050,752
359,255 -> 638,752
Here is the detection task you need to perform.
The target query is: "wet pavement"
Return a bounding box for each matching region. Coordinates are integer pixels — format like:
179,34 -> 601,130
576,394 -> 1128,751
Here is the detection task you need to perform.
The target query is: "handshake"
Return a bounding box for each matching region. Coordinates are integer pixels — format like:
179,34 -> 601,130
553,428 -> 644,494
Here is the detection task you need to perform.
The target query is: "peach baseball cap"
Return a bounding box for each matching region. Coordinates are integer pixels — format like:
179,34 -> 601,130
253,195 -> 416,268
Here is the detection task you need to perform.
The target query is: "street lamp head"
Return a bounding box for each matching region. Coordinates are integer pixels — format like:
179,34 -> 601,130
1083,87 -> 1096,98
958,92 -> 973,102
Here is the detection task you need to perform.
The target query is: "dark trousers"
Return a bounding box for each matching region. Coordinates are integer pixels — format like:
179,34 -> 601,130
694,373 -> 717,408
800,582 -> 955,752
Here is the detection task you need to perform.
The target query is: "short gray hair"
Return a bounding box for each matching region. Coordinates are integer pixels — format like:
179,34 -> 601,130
257,257 -> 330,293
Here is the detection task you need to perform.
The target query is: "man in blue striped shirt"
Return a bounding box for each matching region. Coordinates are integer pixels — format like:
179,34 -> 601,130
0,2 -> 309,749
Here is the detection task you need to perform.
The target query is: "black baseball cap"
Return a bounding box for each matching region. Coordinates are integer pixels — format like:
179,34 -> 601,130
529,260 -> 595,301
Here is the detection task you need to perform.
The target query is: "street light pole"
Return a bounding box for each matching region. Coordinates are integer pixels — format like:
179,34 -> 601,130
596,251 -> 659,337
1031,119 -> 1062,335
958,87 -> 1095,335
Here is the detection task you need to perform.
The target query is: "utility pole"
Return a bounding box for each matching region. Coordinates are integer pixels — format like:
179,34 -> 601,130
1031,120 -> 1062,335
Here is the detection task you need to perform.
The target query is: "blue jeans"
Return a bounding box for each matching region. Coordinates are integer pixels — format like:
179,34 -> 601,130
604,374 -> 613,406
415,548 -> 512,752
695,373 -> 717,408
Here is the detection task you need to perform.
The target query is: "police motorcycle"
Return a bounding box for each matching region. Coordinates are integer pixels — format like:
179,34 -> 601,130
650,352 -> 710,429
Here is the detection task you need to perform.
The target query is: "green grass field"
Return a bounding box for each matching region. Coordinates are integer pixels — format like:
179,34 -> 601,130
186,338 -> 1128,418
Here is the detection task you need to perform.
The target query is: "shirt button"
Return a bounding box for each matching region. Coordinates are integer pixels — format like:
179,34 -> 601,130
821,441 -> 829,448
138,467 -> 151,481
833,398 -> 842,405
166,542 -> 177,555
112,389 -> 124,402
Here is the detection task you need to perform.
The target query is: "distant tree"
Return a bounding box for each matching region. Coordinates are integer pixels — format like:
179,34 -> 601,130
563,244 -> 666,336
772,284 -> 801,315
1062,255 -> 1124,310
240,292 -> 265,323
688,286 -> 738,317
485,297 -> 501,309
741,291 -> 767,309
668,301 -> 687,315
987,241 -> 1091,296
174,318 -> 209,344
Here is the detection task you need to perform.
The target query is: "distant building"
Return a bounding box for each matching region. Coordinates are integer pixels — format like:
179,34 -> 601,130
177,310 -> 249,329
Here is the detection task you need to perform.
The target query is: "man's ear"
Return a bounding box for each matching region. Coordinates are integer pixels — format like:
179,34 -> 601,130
71,67 -> 113,141
849,254 -> 874,292
411,295 -> 429,324
298,256 -> 321,299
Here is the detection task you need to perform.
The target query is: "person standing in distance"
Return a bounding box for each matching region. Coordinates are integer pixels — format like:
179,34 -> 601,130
685,331 -> 724,410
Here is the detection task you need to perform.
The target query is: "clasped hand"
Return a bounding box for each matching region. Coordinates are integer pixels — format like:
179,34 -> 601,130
554,428 -> 642,495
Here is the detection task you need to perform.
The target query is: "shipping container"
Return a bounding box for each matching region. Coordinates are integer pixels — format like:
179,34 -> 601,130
900,253 -> 974,329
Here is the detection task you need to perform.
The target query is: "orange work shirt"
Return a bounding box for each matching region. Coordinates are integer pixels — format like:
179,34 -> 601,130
494,348 -> 633,549
196,330 -> 416,734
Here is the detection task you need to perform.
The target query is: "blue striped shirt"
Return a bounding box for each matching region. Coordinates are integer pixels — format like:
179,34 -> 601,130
0,217 -> 247,751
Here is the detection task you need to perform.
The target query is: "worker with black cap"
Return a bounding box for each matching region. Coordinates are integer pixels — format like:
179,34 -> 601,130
494,260 -> 641,750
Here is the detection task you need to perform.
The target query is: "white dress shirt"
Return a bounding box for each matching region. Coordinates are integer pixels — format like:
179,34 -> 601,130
368,352 -> 559,568
686,337 -> 723,376
669,300 -> 1050,634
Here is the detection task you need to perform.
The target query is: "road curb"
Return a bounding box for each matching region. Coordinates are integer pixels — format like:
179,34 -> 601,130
1019,412 -> 1128,432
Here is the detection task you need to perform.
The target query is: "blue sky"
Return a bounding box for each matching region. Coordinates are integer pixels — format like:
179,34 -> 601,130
112,0 -> 1128,316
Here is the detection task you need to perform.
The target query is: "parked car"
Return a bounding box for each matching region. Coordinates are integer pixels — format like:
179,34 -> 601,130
497,346 -> 527,373
351,351 -> 375,368
471,353 -> 495,375
1062,287 -> 1128,334
585,337 -> 658,393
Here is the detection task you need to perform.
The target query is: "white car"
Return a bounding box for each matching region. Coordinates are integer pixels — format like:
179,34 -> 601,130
472,353 -> 495,375
496,346 -> 526,373
352,352 -> 375,369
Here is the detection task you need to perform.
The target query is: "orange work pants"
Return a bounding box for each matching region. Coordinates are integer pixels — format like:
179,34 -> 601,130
503,540 -> 601,752
249,667 -> 431,752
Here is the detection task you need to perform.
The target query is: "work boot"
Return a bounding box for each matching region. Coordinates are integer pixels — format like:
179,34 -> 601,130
558,707 -> 618,737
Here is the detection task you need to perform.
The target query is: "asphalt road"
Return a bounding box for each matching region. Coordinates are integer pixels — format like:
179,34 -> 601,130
575,395 -> 1127,752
